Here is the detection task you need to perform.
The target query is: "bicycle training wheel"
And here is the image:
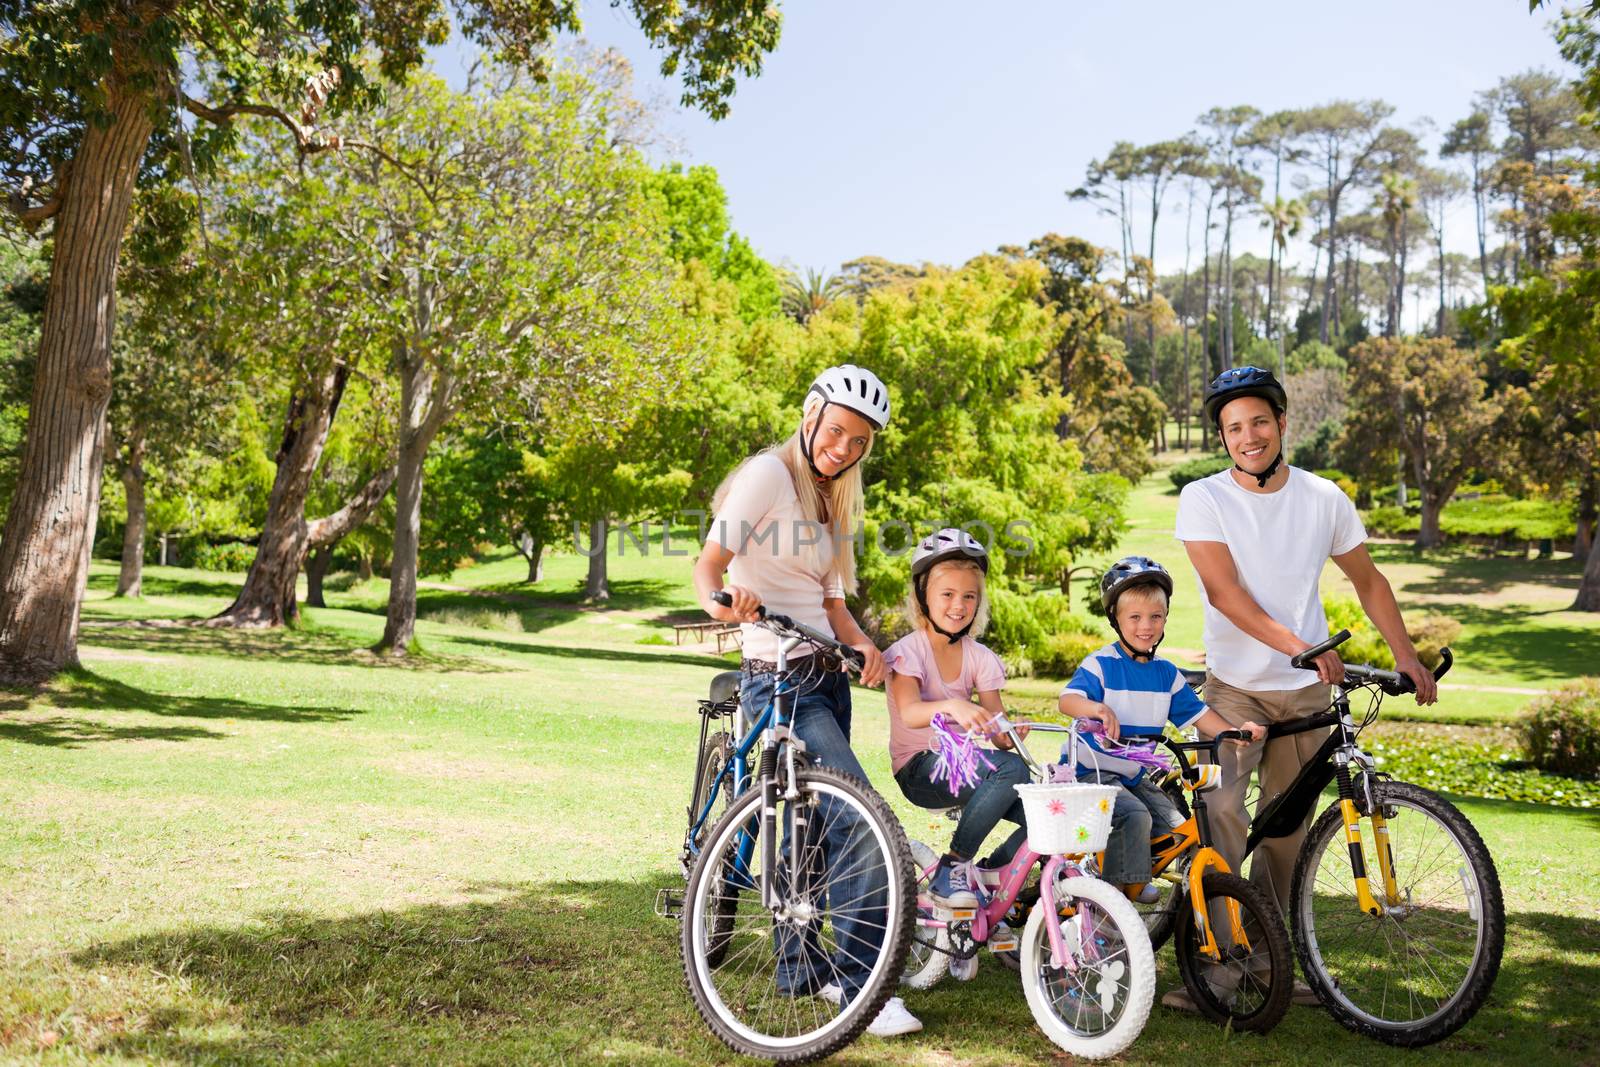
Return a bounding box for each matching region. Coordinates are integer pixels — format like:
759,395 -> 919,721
681,764 -> 915,1062
1020,872 -> 1156,1060
901,839 -> 951,990
1290,780 -> 1504,1047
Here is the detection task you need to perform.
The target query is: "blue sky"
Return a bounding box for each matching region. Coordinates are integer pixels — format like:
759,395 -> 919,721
441,2 -> 1570,295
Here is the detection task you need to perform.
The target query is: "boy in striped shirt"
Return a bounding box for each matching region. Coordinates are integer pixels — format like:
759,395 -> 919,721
1057,557 -> 1263,902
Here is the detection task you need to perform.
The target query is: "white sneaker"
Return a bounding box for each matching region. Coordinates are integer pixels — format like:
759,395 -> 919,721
866,996 -> 923,1037
815,985 -> 923,1037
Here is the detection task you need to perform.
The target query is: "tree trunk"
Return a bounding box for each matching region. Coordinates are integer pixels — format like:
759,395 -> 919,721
519,531 -> 545,584
358,554 -> 374,581
0,80 -> 154,679
1572,526 -> 1600,612
116,443 -> 147,598
210,363 -> 349,628
305,546 -> 332,609
379,335 -> 455,656
585,518 -> 610,600
1416,493 -> 1444,549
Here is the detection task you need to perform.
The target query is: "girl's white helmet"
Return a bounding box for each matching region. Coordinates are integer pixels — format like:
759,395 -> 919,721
807,364 -> 891,431
912,527 -> 989,577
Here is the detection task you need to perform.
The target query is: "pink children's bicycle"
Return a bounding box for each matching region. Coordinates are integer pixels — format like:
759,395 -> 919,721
904,717 -> 1156,1060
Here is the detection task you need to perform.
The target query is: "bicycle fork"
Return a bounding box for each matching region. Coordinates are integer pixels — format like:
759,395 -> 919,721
1338,766 -> 1403,916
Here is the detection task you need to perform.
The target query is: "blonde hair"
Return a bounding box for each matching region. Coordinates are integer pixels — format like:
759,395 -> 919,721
904,558 -> 990,638
710,395 -> 872,594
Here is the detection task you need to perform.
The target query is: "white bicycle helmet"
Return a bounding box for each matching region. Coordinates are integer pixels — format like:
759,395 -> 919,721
801,364 -> 890,481
807,364 -> 891,431
912,527 -> 989,577
911,527 -> 989,643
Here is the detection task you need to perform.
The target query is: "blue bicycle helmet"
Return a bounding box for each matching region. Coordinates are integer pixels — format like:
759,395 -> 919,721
1203,366 -> 1288,428
1100,556 -> 1174,661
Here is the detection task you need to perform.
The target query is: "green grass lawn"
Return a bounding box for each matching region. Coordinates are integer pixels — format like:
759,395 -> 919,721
0,550 -> 1596,1064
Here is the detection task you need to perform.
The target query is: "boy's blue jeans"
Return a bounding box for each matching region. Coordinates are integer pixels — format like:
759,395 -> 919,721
895,748 -> 1031,866
1083,770 -> 1185,885
738,669 -> 887,1003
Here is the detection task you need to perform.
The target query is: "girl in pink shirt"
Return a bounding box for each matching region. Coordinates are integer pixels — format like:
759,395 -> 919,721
885,529 -> 1030,910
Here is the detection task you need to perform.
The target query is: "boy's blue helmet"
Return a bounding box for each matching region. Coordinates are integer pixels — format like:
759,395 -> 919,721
1100,556 -> 1173,662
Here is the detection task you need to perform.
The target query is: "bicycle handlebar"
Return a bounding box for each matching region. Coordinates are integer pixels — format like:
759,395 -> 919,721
710,590 -> 866,671
1289,629 -> 1351,670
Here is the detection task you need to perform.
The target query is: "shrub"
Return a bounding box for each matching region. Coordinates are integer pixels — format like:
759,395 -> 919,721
985,588 -> 1044,656
1286,340 -> 1345,375
1168,455 -> 1232,491
1289,418 -> 1343,471
1362,495 -> 1574,543
1313,468 -> 1358,503
1407,614 -> 1462,672
1516,680 -> 1600,779
1322,595 -> 1394,668
1028,593 -> 1104,640
1030,632 -> 1104,680
190,542 -> 257,573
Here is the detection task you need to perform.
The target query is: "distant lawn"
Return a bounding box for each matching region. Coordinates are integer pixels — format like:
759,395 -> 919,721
1,601 -> 1595,1064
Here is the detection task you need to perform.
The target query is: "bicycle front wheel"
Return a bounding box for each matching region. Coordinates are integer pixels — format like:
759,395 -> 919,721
681,764 -> 915,1063
1172,871 -> 1293,1033
1020,872 -> 1155,1060
1290,779 -> 1504,1047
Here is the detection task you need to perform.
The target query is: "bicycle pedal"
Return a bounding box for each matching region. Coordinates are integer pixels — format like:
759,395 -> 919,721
654,887 -> 685,920
988,936 -> 1018,953
939,907 -> 978,921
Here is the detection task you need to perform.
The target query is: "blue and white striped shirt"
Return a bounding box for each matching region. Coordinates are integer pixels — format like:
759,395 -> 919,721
1060,642 -> 1206,785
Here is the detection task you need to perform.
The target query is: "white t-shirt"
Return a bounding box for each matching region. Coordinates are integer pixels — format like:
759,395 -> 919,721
1174,466 -> 1367,691
706,453 -> 846,662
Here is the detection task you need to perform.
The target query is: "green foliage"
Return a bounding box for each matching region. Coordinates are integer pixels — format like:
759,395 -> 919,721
1364,495 -> 1575,542
1290,419 -> 1343,471
1168,454 -> 1232,490
422,433 -> 563,580
190,542 -> 259,573
1516,679 -> 1600,779
1029,632 -> 1106,680
1323,595 -> 1464,672
1323,594 -> 1396,669
1313,468 -> 1358,503
1286,340 -> 1346,375
984,588 -> 1046,658
1366,727 -> 1600,808
647,163 -> 780,323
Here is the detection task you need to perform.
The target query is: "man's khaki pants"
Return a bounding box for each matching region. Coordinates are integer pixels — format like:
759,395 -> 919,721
1202,673 -> 1332,912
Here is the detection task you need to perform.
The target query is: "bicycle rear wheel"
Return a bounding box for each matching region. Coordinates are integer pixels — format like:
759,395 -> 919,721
1290,779 -> 1504,1047
1020,872 -> 1155,1060
1172,871 -> 1292,1033
681,764 -> 915,1062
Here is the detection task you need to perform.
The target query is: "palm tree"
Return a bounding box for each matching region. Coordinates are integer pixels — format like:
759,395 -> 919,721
1260,195 -> 1307,377
781,268 -> 845,324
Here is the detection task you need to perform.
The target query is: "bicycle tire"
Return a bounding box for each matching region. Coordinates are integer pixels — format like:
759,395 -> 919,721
1172,871 -> 1292,1033
685,731 -> 734,865
1290,779 -> 1504,1047
901,840 -> 950,990
1020,872 -> 1156,1060
681,764 -> 915,1062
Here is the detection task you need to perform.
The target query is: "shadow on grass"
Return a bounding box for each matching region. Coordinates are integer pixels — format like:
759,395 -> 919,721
1368,542 -> 1583,600
85,570 -> 245,601
331,578 -> 691,636
77,620 -> 499,674
55,873 -> 1600,1065
0,669 -> 361,747
1440,603 -> 1600,685
447,632 -> 739,673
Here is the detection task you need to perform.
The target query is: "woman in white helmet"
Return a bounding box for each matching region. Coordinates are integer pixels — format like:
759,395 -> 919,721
692,364 -> 921,1037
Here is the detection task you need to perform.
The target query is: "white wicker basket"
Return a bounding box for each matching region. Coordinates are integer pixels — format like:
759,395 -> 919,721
1014,782 -> 1119,855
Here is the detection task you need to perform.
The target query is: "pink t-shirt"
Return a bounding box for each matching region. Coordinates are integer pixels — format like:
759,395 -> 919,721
883,628 -> 1008,774
706,453 -> 847,662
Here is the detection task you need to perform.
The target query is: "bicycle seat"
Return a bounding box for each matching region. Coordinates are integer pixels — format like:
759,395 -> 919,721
1180,668 -> 1207,690
708,670 -> 741,707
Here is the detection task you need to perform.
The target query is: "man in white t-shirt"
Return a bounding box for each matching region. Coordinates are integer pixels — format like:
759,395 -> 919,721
1173,366 -> 1437,1004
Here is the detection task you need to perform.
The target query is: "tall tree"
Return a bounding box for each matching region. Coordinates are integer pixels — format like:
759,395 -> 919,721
1133,138 -> 1205,388
323,67 -> 687,654
1290,101 -> 1396,344
1198,106 -> 1262,370
0,0 -> 780,680
1442,109 -> 1497,286
1345,338 -> 1506,548
1417,166 -> 1468,335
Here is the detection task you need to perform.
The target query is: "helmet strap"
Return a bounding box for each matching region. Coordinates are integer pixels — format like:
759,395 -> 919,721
915,572 -> 971,644
1235,448 -> 1283,489
801,399 -> 866,483
1107,601 -> 1163,662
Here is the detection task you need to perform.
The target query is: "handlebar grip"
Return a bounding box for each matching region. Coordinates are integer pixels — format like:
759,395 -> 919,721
710,589 -> 765,618
1213,729 -> 1251,743
1290,629 -> 1351,670
1434,646 -> 1453,682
